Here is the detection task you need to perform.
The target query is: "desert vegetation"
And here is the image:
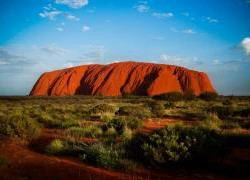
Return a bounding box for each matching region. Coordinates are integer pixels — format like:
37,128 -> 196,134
0,94 -> 250,178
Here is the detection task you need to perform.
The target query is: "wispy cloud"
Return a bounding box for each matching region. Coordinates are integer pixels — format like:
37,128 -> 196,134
160,54 -> 205,68
152,12 -> 174,19
160,54 -> 185,65
64,14 -> 80,21
41,44 -> 69,56
212,59 -> 222,65
39,9 -> 62,20
182,29 -> 196,34
206,17 -> 219,23
134,1 -> 150,13
55,0 -> 89,9
39,4 -> 80,22
241,37 -> 250,56
0,48 -> 36,67
81,25 -> 91,32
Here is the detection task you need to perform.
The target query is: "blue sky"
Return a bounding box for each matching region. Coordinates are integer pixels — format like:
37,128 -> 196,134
0,0 -> 250,95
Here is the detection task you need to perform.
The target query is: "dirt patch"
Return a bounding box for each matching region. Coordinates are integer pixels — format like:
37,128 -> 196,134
140,118 -> 198,133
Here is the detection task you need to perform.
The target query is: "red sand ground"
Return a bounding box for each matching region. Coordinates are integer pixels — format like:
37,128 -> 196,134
30,61 -> 216,96
1,119 -> 250,179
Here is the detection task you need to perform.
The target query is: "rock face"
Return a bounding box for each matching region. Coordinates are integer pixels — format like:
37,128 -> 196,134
30,61 -> 216,96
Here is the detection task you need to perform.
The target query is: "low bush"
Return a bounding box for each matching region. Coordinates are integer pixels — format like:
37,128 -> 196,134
164,102 -> 175,109
201,113 -> 222,130
121,127 -> 133,141
104,116 -> 143,133
116,106 -> 151,118
199,92 -> 218,101
147,101 -> 165,117
80,143 -> 134,170
153,92 -> 183,102
90,104 -> 116,114
35,112 -> 62,128
0,112 -> 40,140
66,126 -> 103,138
127,125 -> 223,165
220,121 -> 241,130
222,99 -> 233,106
45,139 -> 65,155
104,127 -> 117,137
233,108 -> 250,117
208,106 -> 234,119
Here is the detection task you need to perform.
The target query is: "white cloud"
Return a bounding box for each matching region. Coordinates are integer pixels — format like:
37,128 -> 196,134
182,29 -> 196,34
41,44 -> 69,56
134,1 -> 149,13
212,59 -> 222,65
55,0 -> 88,9
160,54 -> 205,68
152,12 -> 173,19
56,27 -> 64,31
65,14 -> 80,21
81,25 -> 91,32
206,17 -> 219,23
39,4 -> 80,22
241,37 -> 250,55
39,10 -> 62,20
63,62 -> 74,68
160,54 -> 184,65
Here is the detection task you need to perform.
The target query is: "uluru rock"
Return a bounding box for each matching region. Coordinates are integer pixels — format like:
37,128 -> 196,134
30,61 -> 216,96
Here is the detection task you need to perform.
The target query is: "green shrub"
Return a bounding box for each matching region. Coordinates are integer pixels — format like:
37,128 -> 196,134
121,127 -> 133,141
104,116 -> 143,133
128,125 -> 223,165
208,106 -> 233,119
164,102 -> 175,109
147,101 -> 165,117
153,92 -> 183,102
60,120 -> 79,129
80,143 -> 128,169
90,104 -> 116,114
45,139 -> 65,154
199,92 -> 218,101
201,113 -> 222,130
222,99 -> 233,106
116,106 -> 151,118
233,108 -> 250,117
0,112 -> 40,140
66,126 -> 103,138
220,121 -> 241,130
36,112 -> 61,128
100,114 -> 113,122
104,127 -> 117,137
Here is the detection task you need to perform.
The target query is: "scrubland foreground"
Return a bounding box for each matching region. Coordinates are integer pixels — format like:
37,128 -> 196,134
0,93 -> 250,179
